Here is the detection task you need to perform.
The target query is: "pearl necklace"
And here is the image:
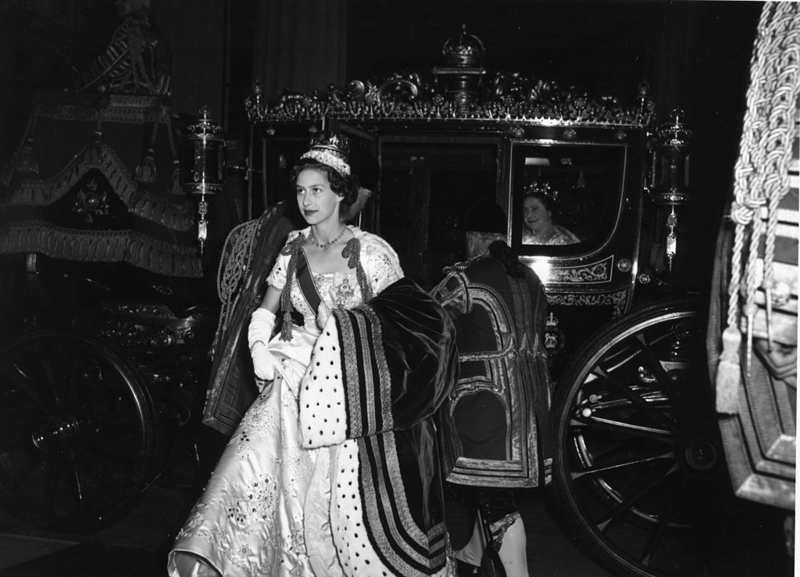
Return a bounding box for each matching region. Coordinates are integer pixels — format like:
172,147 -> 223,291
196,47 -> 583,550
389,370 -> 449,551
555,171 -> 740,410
309,226 -> 347,250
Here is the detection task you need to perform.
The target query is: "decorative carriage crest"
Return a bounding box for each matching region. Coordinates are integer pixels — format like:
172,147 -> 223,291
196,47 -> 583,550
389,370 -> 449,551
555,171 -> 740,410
544,312 -> 566,357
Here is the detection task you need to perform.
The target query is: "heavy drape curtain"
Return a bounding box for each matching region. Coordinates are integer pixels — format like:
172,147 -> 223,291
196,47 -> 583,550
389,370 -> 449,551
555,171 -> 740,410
252,0 -> 348,102
153,0 -> 225,120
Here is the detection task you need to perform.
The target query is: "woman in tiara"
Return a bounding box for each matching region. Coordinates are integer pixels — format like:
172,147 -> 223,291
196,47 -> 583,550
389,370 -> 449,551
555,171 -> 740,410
521,183 -> 580,245
168,131 -> 456,577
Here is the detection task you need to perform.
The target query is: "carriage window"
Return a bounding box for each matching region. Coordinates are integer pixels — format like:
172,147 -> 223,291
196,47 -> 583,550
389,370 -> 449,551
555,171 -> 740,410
510,143 -> 626,254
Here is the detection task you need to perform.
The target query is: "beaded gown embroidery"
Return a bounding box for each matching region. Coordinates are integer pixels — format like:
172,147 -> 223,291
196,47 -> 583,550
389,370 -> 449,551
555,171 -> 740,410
168,227 -> 402,577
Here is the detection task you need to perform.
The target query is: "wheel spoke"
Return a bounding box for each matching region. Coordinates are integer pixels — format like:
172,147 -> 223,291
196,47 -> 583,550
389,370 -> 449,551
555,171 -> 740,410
640,470 -> 687,566
595,461 -> 681,530
580,438 -> 629,461
66,454 -> 89,514
2,366 -> 49,410
592,366 -> 678,433
571,413 -> 674,440
633,333 -> 677,386
72,445 -> 129,502
571,446 -> 675,480
37,351 -> 64,410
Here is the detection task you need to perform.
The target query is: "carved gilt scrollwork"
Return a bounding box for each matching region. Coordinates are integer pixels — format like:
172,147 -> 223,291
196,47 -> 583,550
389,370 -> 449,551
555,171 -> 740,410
246,70 -> 655,127
546,257 -> 614,284
546,289 -> 629,317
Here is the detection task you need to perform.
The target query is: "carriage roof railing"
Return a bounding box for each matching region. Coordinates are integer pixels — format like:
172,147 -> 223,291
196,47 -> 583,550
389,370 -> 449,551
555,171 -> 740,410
244,25 -> 656,130
244,75 -> 656,129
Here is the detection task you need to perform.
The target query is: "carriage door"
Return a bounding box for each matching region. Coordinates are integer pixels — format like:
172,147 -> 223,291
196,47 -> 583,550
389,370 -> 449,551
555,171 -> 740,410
374,136 -> 501,289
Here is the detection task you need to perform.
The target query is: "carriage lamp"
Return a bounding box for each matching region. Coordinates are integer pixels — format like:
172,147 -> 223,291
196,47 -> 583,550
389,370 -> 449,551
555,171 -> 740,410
180,106 -> 226,254
647,108 -> 694,272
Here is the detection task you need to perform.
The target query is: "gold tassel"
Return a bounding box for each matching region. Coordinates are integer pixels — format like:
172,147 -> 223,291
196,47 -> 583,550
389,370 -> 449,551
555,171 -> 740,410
84,131 -> 104,165
281,309 -> 293,341
171,159 -> 182,195
15,138 -> 40,176
715,326 -> 742,414
134,147 -> 157,184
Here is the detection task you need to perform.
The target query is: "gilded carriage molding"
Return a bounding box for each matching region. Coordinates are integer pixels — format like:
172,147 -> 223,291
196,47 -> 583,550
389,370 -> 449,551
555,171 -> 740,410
546,289 -> 629,317
545,256 -> 614,284
245,27 -> 655,128
100,305 -> 212,350
246,76 -> 655,128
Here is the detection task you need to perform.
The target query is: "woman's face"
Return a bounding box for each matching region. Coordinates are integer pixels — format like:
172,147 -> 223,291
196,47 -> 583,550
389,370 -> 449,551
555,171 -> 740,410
523,196 -> 552,232
296,168 -> 342,226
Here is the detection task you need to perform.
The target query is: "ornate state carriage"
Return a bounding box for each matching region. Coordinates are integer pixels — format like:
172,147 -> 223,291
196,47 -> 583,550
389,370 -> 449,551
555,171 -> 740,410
241,19 -> 796,577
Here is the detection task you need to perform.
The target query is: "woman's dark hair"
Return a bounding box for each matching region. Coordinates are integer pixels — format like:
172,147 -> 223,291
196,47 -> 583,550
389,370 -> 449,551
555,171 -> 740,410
290,158 -> 361,221
464,200 -> 507,234
488,240 -> 528,278
349,147 -> 379,192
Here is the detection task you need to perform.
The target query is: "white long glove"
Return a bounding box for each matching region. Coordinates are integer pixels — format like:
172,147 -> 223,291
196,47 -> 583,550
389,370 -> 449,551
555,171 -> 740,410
248,308 -> 280,381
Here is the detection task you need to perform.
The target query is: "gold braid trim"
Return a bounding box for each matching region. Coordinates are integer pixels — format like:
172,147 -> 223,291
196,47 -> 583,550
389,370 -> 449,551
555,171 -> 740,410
278,233 -> 308,341
342,235 -> 373,301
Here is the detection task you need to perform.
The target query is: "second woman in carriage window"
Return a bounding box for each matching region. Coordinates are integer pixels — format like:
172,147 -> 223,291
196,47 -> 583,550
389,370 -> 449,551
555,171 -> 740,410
521,183 -> 581,245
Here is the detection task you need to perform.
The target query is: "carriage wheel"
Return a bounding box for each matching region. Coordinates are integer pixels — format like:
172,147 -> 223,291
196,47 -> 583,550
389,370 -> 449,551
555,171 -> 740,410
551,299 -> 726,577
0,329 -> 158,532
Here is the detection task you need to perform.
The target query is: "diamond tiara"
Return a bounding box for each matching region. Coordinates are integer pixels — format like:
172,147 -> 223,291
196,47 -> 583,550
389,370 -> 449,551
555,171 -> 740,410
300,149 -> 350,176
524,181 -> 559,202
299,130 -> 351,176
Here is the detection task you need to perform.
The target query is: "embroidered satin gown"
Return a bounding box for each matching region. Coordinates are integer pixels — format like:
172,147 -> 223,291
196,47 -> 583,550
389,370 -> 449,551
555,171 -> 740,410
169,226 -> 454,577
168,245 -> 388,575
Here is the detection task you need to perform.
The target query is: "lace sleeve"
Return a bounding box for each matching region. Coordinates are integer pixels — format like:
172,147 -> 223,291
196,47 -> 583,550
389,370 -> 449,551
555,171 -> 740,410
363,234 -> 403,295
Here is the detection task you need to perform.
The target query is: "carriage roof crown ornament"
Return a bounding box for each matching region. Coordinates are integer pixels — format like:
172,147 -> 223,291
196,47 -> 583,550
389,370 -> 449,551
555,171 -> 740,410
441,23 -> 485,68
433,24 -> 487,105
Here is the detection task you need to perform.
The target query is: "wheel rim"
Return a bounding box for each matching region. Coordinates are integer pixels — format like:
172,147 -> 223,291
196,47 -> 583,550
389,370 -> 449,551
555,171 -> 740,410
553,305 -> 723,577
0,330 -> 157,532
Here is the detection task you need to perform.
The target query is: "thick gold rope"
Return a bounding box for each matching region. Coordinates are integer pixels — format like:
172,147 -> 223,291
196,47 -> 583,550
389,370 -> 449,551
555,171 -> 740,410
717,2 -> 800,414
